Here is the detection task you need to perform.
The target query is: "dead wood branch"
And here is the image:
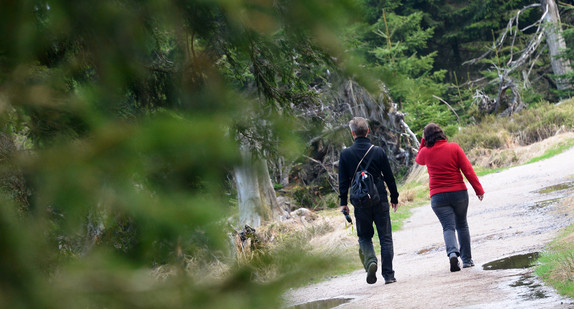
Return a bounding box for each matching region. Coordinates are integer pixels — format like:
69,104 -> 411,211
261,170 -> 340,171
308,124 -> 348,145
304,155 -> 338,193
463,4 -> 542,67
394,112 -> 420,149
465,3 -> 551,116
432,95 -> 461,123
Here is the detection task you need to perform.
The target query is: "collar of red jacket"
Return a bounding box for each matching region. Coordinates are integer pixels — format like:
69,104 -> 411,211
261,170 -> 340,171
429,139 -> 447,146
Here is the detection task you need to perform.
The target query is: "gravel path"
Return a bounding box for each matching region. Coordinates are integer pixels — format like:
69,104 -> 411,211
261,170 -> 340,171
285,147 -> 574,309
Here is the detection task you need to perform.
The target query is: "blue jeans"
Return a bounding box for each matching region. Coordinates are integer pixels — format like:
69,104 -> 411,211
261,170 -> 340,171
431,190 -> 472,264
354,201 -> 395,280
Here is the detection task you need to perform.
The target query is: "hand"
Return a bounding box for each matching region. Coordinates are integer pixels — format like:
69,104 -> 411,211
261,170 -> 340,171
477,194 -> 484,201
340,205 -> 350,214
391,203 -> 398,212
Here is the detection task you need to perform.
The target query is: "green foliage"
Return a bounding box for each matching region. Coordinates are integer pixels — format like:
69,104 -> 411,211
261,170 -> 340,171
0,0 -> 364,308
347,1 -> 458,134
291,185 -> 318,210
316,193 -> 339,210
402,0 -> 536,78
557,26 -> 574,97
289,183 -> 336,211
452,117 -> 508,149
1,0 -> 573,307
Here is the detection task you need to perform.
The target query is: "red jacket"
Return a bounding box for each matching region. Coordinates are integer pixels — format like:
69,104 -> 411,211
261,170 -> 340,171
415,139 -> 485,197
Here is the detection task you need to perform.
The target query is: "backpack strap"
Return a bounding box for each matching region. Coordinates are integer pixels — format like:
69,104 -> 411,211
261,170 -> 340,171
363,146 -> 377,171
353,145 -> 375,176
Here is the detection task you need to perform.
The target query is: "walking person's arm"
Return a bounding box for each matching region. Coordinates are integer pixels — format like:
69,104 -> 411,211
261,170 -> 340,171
415,138 -> 426,165
379,150 -> 400,212
338,151 -> 351,212
456,144 -> 485,200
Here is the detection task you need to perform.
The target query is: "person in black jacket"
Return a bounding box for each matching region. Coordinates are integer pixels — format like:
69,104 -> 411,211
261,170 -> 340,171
338,117 -> 399,284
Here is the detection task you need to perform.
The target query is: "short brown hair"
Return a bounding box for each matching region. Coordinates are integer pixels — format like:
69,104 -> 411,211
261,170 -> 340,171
349,117 -> 369,137
423,123 -> 447,147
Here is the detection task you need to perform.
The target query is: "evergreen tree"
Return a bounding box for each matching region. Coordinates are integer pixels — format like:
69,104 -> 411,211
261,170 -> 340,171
0,1 -> 360,308
348,1 -> 457,135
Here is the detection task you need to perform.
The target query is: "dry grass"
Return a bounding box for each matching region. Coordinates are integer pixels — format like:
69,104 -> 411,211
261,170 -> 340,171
257,209 -> 357,259
152,209 -> 359,285
399,165 -> 429,203
467,132 -> 574,169
453,99 -> 574,152
308,212 -> 357,255
150,251 -> 232,286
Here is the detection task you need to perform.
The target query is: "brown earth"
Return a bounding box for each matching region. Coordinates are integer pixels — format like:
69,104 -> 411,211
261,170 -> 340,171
284,139 -> 574,308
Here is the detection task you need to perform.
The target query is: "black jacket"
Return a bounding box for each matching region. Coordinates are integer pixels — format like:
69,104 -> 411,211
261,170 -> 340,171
338,137 -> 399,206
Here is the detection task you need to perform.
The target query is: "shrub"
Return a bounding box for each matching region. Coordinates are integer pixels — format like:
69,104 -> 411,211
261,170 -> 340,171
453,99 -> 574,150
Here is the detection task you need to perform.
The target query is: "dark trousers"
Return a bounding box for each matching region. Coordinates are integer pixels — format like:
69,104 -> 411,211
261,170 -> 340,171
430,190 -> 472,263
354,201 -> 395,280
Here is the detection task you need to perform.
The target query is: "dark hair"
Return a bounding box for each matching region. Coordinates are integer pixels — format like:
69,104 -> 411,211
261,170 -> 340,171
423,123 -> 447,147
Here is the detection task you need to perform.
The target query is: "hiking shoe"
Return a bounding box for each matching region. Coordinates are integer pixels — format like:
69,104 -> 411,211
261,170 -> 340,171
366,262 -> 377,284
384,277 -> 397,284
463,260 -> 475,268
449,253 -> 461,272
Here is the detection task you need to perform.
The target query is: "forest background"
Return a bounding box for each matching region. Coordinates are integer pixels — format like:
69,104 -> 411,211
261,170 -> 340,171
1,0 -> 574,308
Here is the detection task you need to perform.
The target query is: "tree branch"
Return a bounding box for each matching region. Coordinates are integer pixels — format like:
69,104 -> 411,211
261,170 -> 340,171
308,124 -> 348,145
303,155 -> 338,193
432,95 -> 461,123
463,4 -> 542,66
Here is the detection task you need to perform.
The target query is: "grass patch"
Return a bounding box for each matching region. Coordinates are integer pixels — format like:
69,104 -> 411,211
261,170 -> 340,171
303,251 -> 362,286
390,199 -> 427,231
535,223 -> 574,298
475,167 -> 507,177
526,138 -> 574,164
392,167 -> 430,231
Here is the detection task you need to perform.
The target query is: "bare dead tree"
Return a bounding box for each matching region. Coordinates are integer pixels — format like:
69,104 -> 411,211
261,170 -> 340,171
464,4 -> 546,115
464,4 -> 544,68
288,76 -> 420,195
465,1 -> 573,115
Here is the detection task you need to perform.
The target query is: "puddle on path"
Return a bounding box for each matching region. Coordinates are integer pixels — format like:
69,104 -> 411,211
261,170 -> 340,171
535,181 -> 574,194
483,252 -> 540,270
528,198 -> 561,210
509,274 -> 548,300
287,298 -> 352,309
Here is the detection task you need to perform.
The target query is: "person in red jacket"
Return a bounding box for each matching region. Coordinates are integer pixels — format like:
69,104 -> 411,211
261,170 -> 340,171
415,123 -> 484,272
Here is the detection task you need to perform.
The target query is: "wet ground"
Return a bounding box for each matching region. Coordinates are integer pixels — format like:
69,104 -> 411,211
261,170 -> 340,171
285,147 -> 574,308
482,252 -> 540,270
287,297 -> 352,309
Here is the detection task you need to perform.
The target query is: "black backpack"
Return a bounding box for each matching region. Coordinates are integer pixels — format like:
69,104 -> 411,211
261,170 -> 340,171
349,145 -> 380,208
